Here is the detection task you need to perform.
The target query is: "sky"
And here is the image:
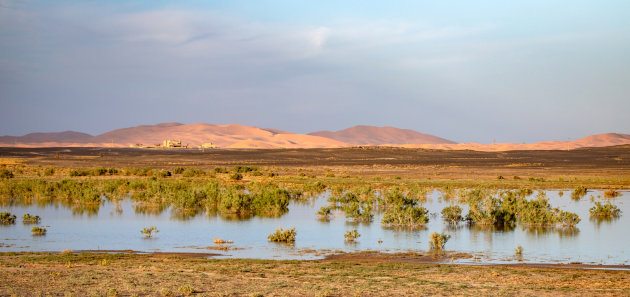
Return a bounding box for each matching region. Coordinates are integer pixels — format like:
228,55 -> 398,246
1,0 -> 629,143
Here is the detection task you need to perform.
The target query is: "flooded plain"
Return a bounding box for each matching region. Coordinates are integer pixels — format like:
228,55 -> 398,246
1,189 -> 627,265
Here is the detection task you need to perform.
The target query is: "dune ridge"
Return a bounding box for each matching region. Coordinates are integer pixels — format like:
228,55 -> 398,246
309,125 -> 455,145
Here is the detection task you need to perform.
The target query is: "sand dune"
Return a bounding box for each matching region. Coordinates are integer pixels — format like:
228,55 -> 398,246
395,133 -> 630,151
0,123 -> 348,149
309,125 -> 455,145
1,123 -> 628,151
0,131 -> 92,144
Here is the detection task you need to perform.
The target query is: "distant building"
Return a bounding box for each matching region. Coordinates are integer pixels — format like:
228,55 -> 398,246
163,140 -> 182,148
199,142 -> 216,149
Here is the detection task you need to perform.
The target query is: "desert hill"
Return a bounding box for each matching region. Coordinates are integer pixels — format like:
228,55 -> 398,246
0,123 -> 628,151
0,131 -> 92,144
0,123 -> 348,149
309,125 -> 456,145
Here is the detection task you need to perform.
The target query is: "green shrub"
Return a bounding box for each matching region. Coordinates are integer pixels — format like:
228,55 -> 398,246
304,181 -> 327,193
589,201 -> 621,218
441,205 -> 463,224
0,169 -> 14,179
43,167 -> 55,176
213,167 -> 228,174
230,172 -> 243,180
31,226 -> 47,235
317,206 -> 332,219
182,168 -> 204,177
156,170 -> 171,178
557,210 -> 581,227
173,167 -> 185,174
381,187 -> 428,227
177,285 -> 195,296
344,229 -> 360,242
429,232 -> 450,250
140,226 -> 159,238
343,202 -> 373,223
268,227 -> 296,243
0,212 -> 16,224
232,166 -> 258,173
571,186 -> 587,200
22,213 -> 41,224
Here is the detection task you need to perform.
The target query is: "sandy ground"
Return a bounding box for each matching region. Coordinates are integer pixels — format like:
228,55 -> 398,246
0,252 -> 628,296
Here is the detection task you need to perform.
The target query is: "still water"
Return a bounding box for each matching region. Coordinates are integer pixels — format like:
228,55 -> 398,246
1,190 -> 628,265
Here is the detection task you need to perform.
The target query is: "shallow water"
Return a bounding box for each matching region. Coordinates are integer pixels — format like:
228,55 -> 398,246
0,190 -> 628,265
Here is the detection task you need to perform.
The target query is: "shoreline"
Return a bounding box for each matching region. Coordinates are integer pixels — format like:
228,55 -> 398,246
6,250 -> 628,271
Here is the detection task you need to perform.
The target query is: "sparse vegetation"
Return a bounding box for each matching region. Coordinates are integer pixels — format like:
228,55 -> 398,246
0,211 -> 16,224
429,232 -> 451,250
344,229 -> 360,242
140,226 -> 159,238
22,213 -> 41,224
0,252 -> 628,296
268,227 -> 296,243
230,172 -> 243,180
515,245 -> 523,255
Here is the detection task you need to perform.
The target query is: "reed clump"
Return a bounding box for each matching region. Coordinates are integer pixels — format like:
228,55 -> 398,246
31,226 -> 47,235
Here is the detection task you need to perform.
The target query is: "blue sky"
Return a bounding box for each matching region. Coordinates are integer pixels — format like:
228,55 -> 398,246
1,0 -> 629,143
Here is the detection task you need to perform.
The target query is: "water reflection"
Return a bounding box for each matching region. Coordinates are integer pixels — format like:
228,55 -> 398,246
521,226 -> 580,237
71,204 -> 100,216
133,203 -> 167,216
0,190 -> 628,264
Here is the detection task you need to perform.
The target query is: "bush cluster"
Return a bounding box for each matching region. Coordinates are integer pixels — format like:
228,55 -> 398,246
381,187 -> 429,228
268,227 -> 296,242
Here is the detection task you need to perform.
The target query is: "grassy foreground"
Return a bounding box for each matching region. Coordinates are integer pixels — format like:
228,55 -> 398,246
0,253 -> 628,296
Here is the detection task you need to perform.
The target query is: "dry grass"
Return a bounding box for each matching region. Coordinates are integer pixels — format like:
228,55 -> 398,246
0,252 -> 628,296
